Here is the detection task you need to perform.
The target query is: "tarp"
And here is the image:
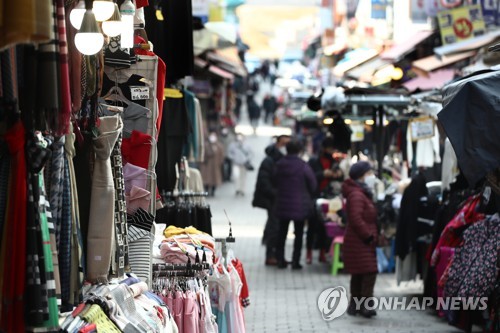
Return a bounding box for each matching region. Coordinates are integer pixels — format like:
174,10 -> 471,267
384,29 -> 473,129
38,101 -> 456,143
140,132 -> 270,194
403,69 -> 455,92
381,30 -> 435,62
438,70 -> 500,187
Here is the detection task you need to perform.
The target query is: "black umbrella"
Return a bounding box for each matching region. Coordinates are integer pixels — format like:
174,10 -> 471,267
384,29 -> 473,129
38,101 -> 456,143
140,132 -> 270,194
438,70 -> 500,187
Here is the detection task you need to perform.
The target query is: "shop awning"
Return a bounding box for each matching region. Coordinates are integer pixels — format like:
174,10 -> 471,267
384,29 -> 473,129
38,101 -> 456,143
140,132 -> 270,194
412,51 -> 476,73
333,48 -> 379,77
402,69 -> 455,92
345,57 -> 391,82
381,30 -> 435,63
194,57 -> 234,81
434,30 -> 500,58
206,51 -> 247,77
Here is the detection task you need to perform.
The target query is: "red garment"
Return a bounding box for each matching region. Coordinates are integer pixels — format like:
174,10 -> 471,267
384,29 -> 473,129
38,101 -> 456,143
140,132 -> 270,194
56,0 -> 72,135
341,179 -> 378,275
134,35 -> 166,136
231,259 -> 250,308
319,156 -> 333,192
122,130 -> 161,201
135,0 -> 149,9
2,121 -> 27,333
122,130 -> 153,169
430,195 -> 484,266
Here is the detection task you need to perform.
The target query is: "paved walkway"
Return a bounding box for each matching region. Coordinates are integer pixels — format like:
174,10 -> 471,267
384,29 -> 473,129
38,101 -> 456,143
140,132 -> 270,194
206,125 -> 469,333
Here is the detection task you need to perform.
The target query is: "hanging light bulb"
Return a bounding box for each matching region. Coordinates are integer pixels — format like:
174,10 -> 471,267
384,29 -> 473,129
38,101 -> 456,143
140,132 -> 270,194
93,0 -> 115,22
69,0 -> 86,30
102,3 -> 122,37
120,0 -> 136,48
75,10 -> 104,55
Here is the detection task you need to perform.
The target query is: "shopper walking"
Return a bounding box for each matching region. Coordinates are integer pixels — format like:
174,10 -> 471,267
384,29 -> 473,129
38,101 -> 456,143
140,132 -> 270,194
273,139 -> 317,269
227,133 -> 254,197
341,161 -> 379,318
247,94 -> 261,135
252,135 -> 291,265
199,131 -> 225,197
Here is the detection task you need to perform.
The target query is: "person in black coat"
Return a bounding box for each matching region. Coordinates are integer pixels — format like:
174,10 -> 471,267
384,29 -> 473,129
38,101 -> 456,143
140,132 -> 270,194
307,137 -> 345,264
252,135 -> 291,265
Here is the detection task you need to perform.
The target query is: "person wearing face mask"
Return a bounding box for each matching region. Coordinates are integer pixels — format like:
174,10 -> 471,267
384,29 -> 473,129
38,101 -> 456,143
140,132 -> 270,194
306,137 -> 344,264
341,161 -> 379,318
252,135 -> 291,265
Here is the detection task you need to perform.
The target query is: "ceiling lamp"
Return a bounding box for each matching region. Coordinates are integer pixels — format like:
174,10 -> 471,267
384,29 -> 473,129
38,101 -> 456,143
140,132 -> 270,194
75,10 -> 104,55
120,0 -> 136,48
102,3 -> 122,37
93,0 -> 115,22
69,0 -> 86,30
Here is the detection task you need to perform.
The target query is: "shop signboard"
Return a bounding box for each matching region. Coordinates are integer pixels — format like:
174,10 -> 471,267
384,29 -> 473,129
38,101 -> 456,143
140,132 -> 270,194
193,0 -> 210,23
437,5 -> 486,45
350,122 -> 365,142
411,0 -> 428,22
371,0 -> 387,19
479,0 -> 500,27
409,116 -> 435,141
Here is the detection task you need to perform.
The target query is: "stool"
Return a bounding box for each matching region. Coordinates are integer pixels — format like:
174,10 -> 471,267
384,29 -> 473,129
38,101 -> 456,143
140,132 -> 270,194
331,235 -> 344,276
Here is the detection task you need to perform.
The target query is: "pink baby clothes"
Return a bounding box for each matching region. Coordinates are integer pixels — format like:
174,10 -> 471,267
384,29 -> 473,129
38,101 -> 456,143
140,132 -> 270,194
126,186 -> 151,214
123,162 -> 148,194
183,290 -> 199,333
173,291 -> 185,333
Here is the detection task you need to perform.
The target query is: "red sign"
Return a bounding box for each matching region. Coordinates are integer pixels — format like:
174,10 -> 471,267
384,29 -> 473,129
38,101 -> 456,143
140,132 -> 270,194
453,18 -> 473,38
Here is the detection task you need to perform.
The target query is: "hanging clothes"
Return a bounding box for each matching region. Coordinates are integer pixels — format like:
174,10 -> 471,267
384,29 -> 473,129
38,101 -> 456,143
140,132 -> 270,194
1,121 -> 28,333
144,0 -> 194,85
55,0 -> 71,135
25,133 -> 60,331
127,208 -> 155,286
110,132 -> 128,278
0,141 -> 9,243
100,98 -> 152,137
64,126 -> 84,308
156,96 -> 190,192
87,116 -> 123,283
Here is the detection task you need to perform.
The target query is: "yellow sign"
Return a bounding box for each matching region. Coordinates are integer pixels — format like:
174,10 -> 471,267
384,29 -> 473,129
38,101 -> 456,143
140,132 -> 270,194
438,5 -> 486,45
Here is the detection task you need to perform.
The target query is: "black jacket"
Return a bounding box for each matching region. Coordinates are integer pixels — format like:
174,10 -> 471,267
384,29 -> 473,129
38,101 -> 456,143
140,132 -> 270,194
252,144 -> 284,210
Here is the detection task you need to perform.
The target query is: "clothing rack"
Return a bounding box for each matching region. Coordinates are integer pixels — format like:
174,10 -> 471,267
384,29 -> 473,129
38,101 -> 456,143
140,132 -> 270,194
152,263 -> 210,274
161,190 -> 209,198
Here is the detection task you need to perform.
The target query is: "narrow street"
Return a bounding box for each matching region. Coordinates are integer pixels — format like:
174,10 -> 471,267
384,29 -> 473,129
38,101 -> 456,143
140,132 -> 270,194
206,124 -> 467,333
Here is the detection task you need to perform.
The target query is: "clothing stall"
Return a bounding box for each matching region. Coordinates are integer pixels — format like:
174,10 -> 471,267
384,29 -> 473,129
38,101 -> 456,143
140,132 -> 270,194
0,0 -> 248,332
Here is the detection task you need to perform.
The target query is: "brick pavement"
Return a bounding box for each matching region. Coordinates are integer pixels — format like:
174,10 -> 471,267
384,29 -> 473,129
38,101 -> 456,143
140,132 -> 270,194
206,126 -> 472,333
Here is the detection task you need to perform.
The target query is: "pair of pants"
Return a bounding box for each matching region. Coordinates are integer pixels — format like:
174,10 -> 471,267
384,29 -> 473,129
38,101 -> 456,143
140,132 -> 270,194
264,209 -> 280,259
350,273 -> 377,300
235,164 -> 247,194
306,209 -> 328,251
276,219 -> 305,264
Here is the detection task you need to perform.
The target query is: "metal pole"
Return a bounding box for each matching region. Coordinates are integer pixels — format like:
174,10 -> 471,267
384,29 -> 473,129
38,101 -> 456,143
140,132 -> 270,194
377,106 -> 385,179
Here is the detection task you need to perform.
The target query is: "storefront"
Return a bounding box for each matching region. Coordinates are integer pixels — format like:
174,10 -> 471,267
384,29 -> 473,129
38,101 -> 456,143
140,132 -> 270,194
0,1 -> 249,332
